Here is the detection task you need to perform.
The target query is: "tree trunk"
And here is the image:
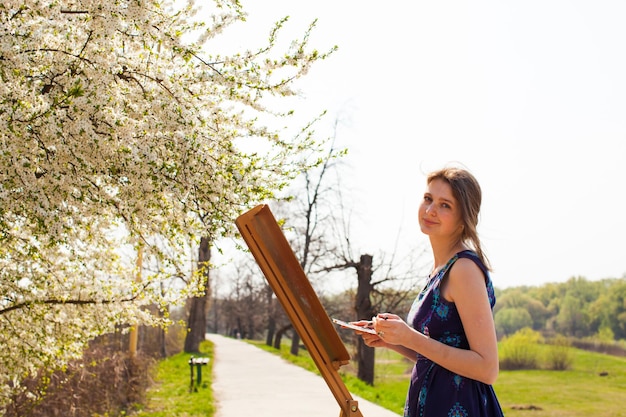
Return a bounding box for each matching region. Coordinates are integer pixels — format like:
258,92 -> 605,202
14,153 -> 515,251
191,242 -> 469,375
273,324 -> 292,349
265,287 -> 276,346
158,282 -> 168,358
157,326 -> 167,358
211,296 -> 219,334
355,254 -> 376,385
129,246 -> 143,358
290,332 -> 301,355
184,237 -> 211,353
266,316 -> 276,346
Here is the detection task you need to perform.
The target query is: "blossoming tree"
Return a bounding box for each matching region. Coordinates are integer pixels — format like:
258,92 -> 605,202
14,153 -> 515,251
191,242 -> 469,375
0,0 -> 334,406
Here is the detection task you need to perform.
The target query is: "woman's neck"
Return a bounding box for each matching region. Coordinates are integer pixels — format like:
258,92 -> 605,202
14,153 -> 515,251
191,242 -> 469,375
429,238 -> 466,275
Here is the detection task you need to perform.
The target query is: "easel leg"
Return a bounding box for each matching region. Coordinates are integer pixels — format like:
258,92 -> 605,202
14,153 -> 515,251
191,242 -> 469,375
339,400 -> 361,416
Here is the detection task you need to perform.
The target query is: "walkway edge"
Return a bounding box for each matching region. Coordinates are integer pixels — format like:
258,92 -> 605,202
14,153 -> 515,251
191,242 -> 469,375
207,334 -> 401,417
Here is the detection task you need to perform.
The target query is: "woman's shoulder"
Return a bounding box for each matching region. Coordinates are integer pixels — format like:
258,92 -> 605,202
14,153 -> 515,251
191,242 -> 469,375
449,256 -> 484,280
442,255 -> 488,303
455,250 -> 489,279
448,251 -> 496,306
456,249 -> 479,261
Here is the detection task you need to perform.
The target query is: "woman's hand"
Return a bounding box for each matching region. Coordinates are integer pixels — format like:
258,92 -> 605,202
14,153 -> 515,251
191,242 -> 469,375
352,314 -> 414,348
371,313 -> 413,346
350,319 -> 388,348
353,315 -> 422,362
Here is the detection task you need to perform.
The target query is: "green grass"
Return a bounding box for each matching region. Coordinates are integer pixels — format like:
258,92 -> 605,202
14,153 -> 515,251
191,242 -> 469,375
132,339 -> 626,417
250,340 -> 626,417
494,347 -> 626,417
132,340 -> 215,417
340,348 -> 409,415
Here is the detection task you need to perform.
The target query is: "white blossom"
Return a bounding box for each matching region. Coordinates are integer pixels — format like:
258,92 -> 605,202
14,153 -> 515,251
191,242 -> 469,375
0,0 -> 334,407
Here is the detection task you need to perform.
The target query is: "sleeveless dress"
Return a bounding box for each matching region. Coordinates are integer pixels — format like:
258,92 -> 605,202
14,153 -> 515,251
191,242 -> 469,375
404,250 -> 504,417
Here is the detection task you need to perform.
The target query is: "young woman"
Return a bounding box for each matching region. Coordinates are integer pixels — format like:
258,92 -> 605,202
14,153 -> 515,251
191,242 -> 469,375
353,166 -> 504,417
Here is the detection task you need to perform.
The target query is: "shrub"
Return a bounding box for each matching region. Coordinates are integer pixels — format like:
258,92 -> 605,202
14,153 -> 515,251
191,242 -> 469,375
4,337 -> 154,417
499,327 -> 543,370
546,335 -> 574,370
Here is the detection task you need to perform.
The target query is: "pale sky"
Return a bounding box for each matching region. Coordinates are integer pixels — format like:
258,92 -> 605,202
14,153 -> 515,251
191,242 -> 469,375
208,1 -> 626,289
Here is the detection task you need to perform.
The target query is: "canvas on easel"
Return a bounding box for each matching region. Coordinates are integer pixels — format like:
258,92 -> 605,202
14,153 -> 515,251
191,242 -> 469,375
235,204 -> 364,417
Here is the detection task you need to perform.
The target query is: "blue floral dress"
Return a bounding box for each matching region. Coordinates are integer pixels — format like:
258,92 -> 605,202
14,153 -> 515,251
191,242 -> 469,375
404,250 -> 504,417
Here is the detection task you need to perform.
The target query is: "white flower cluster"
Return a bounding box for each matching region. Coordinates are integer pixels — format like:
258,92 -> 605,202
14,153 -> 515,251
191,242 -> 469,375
0,0 -> 333,407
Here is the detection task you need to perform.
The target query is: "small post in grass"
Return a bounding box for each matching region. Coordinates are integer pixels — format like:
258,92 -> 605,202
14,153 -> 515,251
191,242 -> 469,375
188,356 -> 210,393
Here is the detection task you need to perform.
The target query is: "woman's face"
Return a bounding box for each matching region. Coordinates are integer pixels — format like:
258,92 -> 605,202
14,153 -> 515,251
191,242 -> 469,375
418,178 -> 464,239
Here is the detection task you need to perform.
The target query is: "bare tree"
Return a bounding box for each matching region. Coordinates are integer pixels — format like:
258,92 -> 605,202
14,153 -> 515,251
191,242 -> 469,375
184,237 -> 212,353
234,117 -> 428,384
320,182 -> 429,384
270,119 -> 428,380
214,258 -> 275,340
272,123 -> 347,354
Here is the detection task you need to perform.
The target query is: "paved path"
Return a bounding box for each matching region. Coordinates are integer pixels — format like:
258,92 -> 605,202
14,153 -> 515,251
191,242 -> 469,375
207,333 -> 402,417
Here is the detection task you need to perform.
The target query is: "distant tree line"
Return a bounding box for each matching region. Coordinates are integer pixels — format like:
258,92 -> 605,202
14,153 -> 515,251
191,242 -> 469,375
207,273 -> 418,345
208,274 -> 626,351
494,276 -> 626,341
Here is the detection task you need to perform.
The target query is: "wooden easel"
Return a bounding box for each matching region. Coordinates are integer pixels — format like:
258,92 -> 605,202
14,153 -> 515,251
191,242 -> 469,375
235,204 -> 364,417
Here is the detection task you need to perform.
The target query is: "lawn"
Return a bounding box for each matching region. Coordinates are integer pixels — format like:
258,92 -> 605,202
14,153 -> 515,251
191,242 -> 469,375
133,339 -> 626,417
494,347 -> 626,417
252,340 -> 626,417
132,340 -> 215,417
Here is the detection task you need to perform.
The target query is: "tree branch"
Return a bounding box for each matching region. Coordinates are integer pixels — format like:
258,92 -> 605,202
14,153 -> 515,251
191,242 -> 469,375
0,295 -> 140,316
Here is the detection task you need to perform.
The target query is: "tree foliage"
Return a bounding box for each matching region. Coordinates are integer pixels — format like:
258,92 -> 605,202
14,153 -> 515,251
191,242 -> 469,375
0,0 -> 334,407
495,277 -> 626,341
495,307 -> 533,337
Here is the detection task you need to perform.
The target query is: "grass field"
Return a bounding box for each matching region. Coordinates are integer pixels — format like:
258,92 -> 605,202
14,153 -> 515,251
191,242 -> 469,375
134,339 -> 626,417
494,347 -> 626,417
133,341 -> 215,417
253,340 -> 626,417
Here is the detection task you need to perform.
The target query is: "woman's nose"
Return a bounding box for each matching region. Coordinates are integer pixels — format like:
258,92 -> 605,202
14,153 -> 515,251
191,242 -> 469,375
425,203 -> 436,215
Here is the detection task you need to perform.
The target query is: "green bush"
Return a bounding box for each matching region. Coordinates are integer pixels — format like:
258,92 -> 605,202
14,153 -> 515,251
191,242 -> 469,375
546,335 -> 574,370
499,327 -> 543,370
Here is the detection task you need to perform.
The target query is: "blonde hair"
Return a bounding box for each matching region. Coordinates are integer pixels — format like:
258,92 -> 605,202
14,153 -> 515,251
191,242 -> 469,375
427,167 -> 491,271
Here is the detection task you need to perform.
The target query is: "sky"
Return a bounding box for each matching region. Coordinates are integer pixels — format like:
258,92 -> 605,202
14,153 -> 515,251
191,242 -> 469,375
206,1 -> 626,289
